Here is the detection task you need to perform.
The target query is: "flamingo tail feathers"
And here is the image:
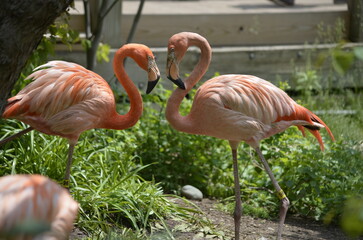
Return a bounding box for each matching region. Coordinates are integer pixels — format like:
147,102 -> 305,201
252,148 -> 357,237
2,97 -> 23,118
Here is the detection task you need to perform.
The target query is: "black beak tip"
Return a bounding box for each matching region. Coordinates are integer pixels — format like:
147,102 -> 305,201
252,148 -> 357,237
146,77 -> 160,94
167,76 -> 186,90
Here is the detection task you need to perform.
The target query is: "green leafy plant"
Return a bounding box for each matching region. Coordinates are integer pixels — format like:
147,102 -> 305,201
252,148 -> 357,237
131,80 -> 363,228
0,117 -> 208,239
133,84 -> 233,197
2,12 -> 363,238
339,196 -> 363,238
316,43 -> 363,76
1,79 -> 362,238
293,69 -> 322,98
96,43 -> 111,63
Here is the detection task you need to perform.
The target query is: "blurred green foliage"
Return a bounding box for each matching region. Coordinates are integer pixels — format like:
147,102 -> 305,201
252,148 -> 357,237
0,118 -> 205,239
136,84 -> 363,226
340,197 -> 363,238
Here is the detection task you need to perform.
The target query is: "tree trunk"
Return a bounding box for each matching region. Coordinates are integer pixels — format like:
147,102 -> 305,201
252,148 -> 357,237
86,0 -> 110,70
0,0 -> 73,115
86,0 -> 122,70
348,0 -> 363,42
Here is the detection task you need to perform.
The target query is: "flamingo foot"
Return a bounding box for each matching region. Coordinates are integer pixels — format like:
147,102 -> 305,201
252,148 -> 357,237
254,146 -> 290,240
277,196 -> 290,239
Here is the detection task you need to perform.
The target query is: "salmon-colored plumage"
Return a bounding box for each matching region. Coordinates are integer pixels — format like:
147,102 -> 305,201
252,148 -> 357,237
167,73 -> 334,150
0,174 -> 78,239
4,61 -> 115,139
165,32 -> 334,240
1,44 -> 160,187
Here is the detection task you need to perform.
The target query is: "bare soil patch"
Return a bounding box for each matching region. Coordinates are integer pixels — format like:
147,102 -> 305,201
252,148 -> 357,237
70,198 -> 362,240
169,198 -> 362,240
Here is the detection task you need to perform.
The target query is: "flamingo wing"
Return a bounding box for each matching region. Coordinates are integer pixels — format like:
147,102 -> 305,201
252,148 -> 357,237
203,75 -> 295,123
191,75 -> 333,149
3,61 -> 115,137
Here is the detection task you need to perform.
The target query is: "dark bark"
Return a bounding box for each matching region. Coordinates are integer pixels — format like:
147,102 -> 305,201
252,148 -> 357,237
86,0 -> 110,70
126,0 -> 145,44
0,0 -> 73,115
348,0 -> 363,42
123,0 -> 145,67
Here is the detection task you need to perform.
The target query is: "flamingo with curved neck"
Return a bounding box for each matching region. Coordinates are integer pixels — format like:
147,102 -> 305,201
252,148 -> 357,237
165,32 -> 334,240
1,43 -> 160,188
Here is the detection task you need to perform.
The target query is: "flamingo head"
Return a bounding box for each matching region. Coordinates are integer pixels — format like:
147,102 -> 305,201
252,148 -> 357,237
166,34 -> 189,90
125,43 -> 161,94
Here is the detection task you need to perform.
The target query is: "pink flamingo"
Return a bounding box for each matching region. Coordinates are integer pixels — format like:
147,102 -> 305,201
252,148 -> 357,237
0,44 -> 160,187
0,174 -> 78,239
165,32 -> 334,240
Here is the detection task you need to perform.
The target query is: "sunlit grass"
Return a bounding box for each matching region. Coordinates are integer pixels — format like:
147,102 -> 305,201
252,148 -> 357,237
1,81 -> 362,238
0,118 -> 206,239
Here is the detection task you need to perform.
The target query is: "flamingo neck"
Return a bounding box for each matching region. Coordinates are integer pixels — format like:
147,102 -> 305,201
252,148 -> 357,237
184,34 -> 212,91
104,47 -> 143,130
166,36 -> 211,133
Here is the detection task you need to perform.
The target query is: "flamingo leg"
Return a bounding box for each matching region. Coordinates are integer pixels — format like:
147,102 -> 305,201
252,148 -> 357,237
63,141 -> 76,189
231,148 -> 242,240
254,146 -> 290,240
0,127 -> 33,146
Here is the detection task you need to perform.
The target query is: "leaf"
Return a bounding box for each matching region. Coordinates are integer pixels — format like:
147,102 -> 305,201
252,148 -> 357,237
315,51 -> 329,68
341,197 -> 363,238
205,234 -> 218,239
81,39 -> 92,50
194,232 -> 205,238
96,43 -> 111,63
332,49 -> 354,75
353,47 -> 363,61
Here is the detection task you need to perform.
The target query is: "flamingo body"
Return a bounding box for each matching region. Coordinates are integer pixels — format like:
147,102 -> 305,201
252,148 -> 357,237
181,74 -> 334,149
4,61 -> 115,142
165,32 -> 334,240
0,174 -> 78,240
1,44 -> 160,186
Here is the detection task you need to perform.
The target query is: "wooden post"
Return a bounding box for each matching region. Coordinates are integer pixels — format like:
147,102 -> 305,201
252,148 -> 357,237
348,0 -> 363,42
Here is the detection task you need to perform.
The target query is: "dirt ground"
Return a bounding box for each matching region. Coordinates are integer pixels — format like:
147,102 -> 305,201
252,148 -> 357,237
70,198 -> 362,240
167,198 -> 362,240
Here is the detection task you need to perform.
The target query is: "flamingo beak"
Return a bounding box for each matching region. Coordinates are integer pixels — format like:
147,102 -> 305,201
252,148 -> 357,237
146,57 -> 160,94
166,50 -> 186,90
146,77 -> 160,94
167,76 -> 185,90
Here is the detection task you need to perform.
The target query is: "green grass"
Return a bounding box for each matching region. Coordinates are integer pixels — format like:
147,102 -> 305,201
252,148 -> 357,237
2,11 -> 361,238
1,79 -> 362,238
0,116 -> 205,239
134,83 -> 363,232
